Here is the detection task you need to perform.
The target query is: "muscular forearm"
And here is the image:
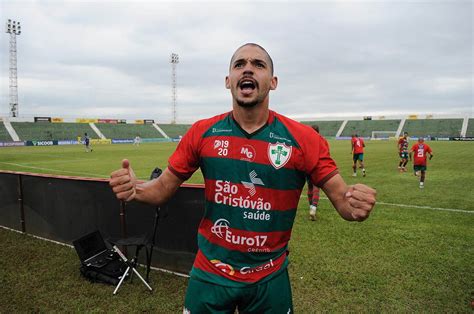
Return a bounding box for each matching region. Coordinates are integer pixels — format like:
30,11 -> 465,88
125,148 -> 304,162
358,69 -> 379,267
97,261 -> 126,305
322,174 -> 376,222
135,169 -> 183,206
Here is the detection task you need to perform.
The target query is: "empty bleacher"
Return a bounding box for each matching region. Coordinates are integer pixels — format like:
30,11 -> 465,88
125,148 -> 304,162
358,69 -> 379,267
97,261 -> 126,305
340,120 -> 401,137
11,122 -> 97,141
465,119 -> 474,137
97,123 -> 163,139
157,124 -> 191,138
300,121 -> 343,138
403,119 -> 463,138
0,123 -> 12,141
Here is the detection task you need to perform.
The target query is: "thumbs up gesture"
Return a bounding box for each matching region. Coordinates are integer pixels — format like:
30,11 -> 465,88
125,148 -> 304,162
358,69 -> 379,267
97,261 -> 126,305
109,159 -> 137,202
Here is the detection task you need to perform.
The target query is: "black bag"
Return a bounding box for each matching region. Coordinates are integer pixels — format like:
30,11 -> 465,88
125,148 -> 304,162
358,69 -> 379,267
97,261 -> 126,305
79,253 -> 127,285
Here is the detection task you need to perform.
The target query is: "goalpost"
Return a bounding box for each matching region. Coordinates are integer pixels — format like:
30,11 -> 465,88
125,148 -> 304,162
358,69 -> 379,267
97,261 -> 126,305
371,131 -> 398,140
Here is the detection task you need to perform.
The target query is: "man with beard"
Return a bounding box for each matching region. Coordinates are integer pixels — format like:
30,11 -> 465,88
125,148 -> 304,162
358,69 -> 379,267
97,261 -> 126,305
110,43 -> 377,313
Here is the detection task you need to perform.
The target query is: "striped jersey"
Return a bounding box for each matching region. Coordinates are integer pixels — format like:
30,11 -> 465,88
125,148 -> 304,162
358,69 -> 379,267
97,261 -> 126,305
398,137 -> 409,153
168,110 -> 338,287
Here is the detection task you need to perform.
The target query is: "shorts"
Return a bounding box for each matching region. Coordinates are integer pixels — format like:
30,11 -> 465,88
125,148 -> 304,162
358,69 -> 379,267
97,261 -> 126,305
399,152 -> 408,159
183,269 -> 293,314
414,165 -> 427,172
353,153 -> 364,162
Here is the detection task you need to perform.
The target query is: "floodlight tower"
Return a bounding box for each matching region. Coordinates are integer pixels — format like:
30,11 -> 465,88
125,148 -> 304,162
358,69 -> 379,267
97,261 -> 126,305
170,53 -> 179,124
5,19 -> 21,117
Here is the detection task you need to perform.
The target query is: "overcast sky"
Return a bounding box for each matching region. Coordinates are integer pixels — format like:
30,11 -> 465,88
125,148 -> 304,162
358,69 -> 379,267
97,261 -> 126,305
1,0 -> 472,123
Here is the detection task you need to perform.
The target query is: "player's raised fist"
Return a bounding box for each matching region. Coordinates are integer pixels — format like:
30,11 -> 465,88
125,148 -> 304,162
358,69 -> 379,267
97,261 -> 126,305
344,184 -> 376,221
109,159 -> 137,202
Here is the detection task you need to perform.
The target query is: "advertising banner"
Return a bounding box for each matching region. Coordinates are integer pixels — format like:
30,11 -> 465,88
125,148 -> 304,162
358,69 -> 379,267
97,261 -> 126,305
117,119 -> 126,124
135,120 -> 144,124
90,139 -> 111,145
34,117 -> 51,122
144,119 -> 155,124
1,141 -> 26,147
76,118 -> 99,123
98,119 -> 118,124
58,140 -> 79,145
26,140 -> 58,146
51,118 -> 64,123
451,137 -> 474,141
408,115 -> 418,120
111,139 -> 134,144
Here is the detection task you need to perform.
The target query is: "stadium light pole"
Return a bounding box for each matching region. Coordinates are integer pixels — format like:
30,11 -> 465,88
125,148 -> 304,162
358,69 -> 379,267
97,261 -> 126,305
170,53 -> 179,124
5,19 -> 21,118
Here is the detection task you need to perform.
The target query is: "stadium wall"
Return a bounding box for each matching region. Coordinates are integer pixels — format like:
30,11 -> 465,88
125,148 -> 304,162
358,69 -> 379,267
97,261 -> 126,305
0,171 -> 205,274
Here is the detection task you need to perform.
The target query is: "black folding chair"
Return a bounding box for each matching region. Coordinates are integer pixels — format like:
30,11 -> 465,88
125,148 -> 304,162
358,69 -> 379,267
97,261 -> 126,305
109,205 -> 160,283
108,167 -> 163,283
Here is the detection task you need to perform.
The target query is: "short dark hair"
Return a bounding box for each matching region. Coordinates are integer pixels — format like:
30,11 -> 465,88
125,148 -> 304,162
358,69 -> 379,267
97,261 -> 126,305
230,43 -> 274,75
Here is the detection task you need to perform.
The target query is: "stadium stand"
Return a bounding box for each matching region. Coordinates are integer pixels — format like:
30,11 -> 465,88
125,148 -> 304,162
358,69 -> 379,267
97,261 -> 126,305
465,119 -> 474,137
157,124 -> 191,138
97,123 -> 163,139
0,123 -> 13,141
340,120 -> 401,137
11,122 -> 97,141
402,119 -> 463,138
300,121 -> 343,138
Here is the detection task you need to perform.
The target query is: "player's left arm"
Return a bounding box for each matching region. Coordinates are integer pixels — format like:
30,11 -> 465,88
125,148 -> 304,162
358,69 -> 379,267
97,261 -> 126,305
428,148 -> 434,160
321,174 -> 376,222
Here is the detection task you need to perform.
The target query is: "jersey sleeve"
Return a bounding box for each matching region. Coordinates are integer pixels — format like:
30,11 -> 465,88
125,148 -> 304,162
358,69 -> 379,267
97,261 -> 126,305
306,135 -> 339,188
168,123 -> 201,180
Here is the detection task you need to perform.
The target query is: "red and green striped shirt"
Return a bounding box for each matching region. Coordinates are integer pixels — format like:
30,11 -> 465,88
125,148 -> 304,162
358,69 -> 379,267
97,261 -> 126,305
168,110 -> 338,287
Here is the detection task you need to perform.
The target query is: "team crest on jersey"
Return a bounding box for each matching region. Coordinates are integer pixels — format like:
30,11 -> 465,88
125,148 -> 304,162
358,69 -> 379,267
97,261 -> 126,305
267,142 -> 292,169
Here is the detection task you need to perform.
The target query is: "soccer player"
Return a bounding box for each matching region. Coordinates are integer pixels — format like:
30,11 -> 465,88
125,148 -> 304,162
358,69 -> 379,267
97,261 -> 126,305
398,132 -> 409,172
110,43 -> 376,313
84,132 -> 92,152
307,125 -> 321,221
409,137 -> 434,188
351,134 -> 366,177
133,135 -> 141,146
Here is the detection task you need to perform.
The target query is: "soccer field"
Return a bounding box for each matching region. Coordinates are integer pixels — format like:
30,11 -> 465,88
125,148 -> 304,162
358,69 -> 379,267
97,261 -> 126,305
1,140 -> 473,311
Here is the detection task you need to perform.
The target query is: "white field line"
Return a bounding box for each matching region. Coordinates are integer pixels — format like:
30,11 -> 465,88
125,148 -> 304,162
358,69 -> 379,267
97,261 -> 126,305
300,195 -> 473,214
0,162 -> 109,178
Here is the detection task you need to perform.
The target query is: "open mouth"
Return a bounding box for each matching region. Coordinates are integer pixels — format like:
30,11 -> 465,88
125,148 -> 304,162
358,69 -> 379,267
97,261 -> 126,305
239,79 -> 257,92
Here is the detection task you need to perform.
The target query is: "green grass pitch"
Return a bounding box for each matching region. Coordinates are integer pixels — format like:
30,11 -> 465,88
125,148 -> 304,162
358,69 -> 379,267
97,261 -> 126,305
0,140 -> 473,312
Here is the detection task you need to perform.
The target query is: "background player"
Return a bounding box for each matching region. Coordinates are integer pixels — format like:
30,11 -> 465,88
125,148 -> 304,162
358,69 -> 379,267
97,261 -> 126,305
133,135 -> 141,146
409,137 -> 434,188
84,132 -> 92,152
351,134 -> 366,177
307,124 -> 321,221
398,132 -> 409,172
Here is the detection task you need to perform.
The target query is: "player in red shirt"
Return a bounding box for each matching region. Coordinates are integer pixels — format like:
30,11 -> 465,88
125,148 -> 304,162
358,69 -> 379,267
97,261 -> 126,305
409,137 -> 434,188
110,43 -> 377,313
351,134 -> 366,177
398,132 -> 409,172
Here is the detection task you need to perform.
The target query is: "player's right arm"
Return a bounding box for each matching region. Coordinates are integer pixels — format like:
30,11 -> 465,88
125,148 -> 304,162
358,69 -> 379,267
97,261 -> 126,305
109,159 -> 184,205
